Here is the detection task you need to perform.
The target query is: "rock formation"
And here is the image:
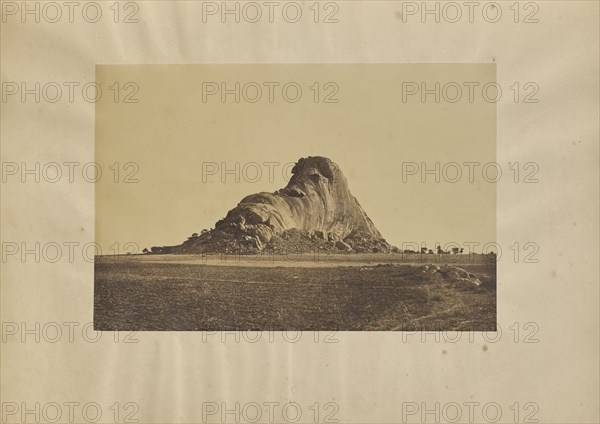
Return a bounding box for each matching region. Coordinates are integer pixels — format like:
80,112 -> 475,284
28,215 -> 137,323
163,156 -> 394,254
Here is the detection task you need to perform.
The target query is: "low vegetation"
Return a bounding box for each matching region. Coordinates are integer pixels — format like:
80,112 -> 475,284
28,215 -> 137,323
94,254 -> 495,331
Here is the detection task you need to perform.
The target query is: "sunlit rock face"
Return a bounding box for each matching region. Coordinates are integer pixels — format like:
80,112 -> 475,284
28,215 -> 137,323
175,156 -> 392,254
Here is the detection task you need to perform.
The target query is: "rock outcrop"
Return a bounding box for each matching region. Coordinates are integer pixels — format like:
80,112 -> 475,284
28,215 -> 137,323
167,156 -> 394,254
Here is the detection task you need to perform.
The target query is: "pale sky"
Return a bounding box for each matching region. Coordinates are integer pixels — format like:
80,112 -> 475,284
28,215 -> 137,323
96,64 -> 495,253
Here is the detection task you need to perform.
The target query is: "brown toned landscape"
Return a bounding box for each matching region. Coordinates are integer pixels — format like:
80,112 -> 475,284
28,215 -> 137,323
95,156 -> 496,331
95,253 -> 496,331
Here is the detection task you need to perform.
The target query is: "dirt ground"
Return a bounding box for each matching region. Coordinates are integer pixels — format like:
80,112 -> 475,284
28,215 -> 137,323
94,253 -> 496,331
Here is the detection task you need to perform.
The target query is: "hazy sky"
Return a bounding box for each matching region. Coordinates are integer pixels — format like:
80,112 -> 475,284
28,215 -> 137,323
96,64 -> 495,253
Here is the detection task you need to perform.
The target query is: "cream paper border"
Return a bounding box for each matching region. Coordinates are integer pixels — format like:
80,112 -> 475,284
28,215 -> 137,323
1,1 -> 599,423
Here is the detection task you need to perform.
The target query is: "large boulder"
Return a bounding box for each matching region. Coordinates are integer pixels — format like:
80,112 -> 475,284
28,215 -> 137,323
174,156 -> 394,254
335,240 -> 353,251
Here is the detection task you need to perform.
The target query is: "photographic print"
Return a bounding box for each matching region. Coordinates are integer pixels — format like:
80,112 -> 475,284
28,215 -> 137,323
94,64 -> 496,331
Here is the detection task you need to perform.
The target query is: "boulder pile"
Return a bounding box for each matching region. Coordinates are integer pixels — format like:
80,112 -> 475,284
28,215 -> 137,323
166,156 -> 395,254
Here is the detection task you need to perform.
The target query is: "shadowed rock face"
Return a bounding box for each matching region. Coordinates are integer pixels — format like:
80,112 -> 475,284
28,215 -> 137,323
174,156 -> 392,254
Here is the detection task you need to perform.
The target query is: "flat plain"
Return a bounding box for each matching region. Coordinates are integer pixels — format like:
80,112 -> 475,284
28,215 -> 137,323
94,253 -> 496,331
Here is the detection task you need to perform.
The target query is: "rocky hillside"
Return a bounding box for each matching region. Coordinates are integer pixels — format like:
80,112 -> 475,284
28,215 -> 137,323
157,156 -> 395,254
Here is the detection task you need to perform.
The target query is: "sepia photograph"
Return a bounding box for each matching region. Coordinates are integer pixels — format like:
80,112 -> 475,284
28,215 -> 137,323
95,64 -> 497,331
3,1 -> 599,422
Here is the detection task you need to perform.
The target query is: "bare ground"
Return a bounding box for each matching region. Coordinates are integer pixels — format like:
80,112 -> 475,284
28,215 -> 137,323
94,254 -> 496,331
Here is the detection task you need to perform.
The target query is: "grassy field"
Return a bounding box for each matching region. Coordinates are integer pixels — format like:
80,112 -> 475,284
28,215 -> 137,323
94,254 -> 496,331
